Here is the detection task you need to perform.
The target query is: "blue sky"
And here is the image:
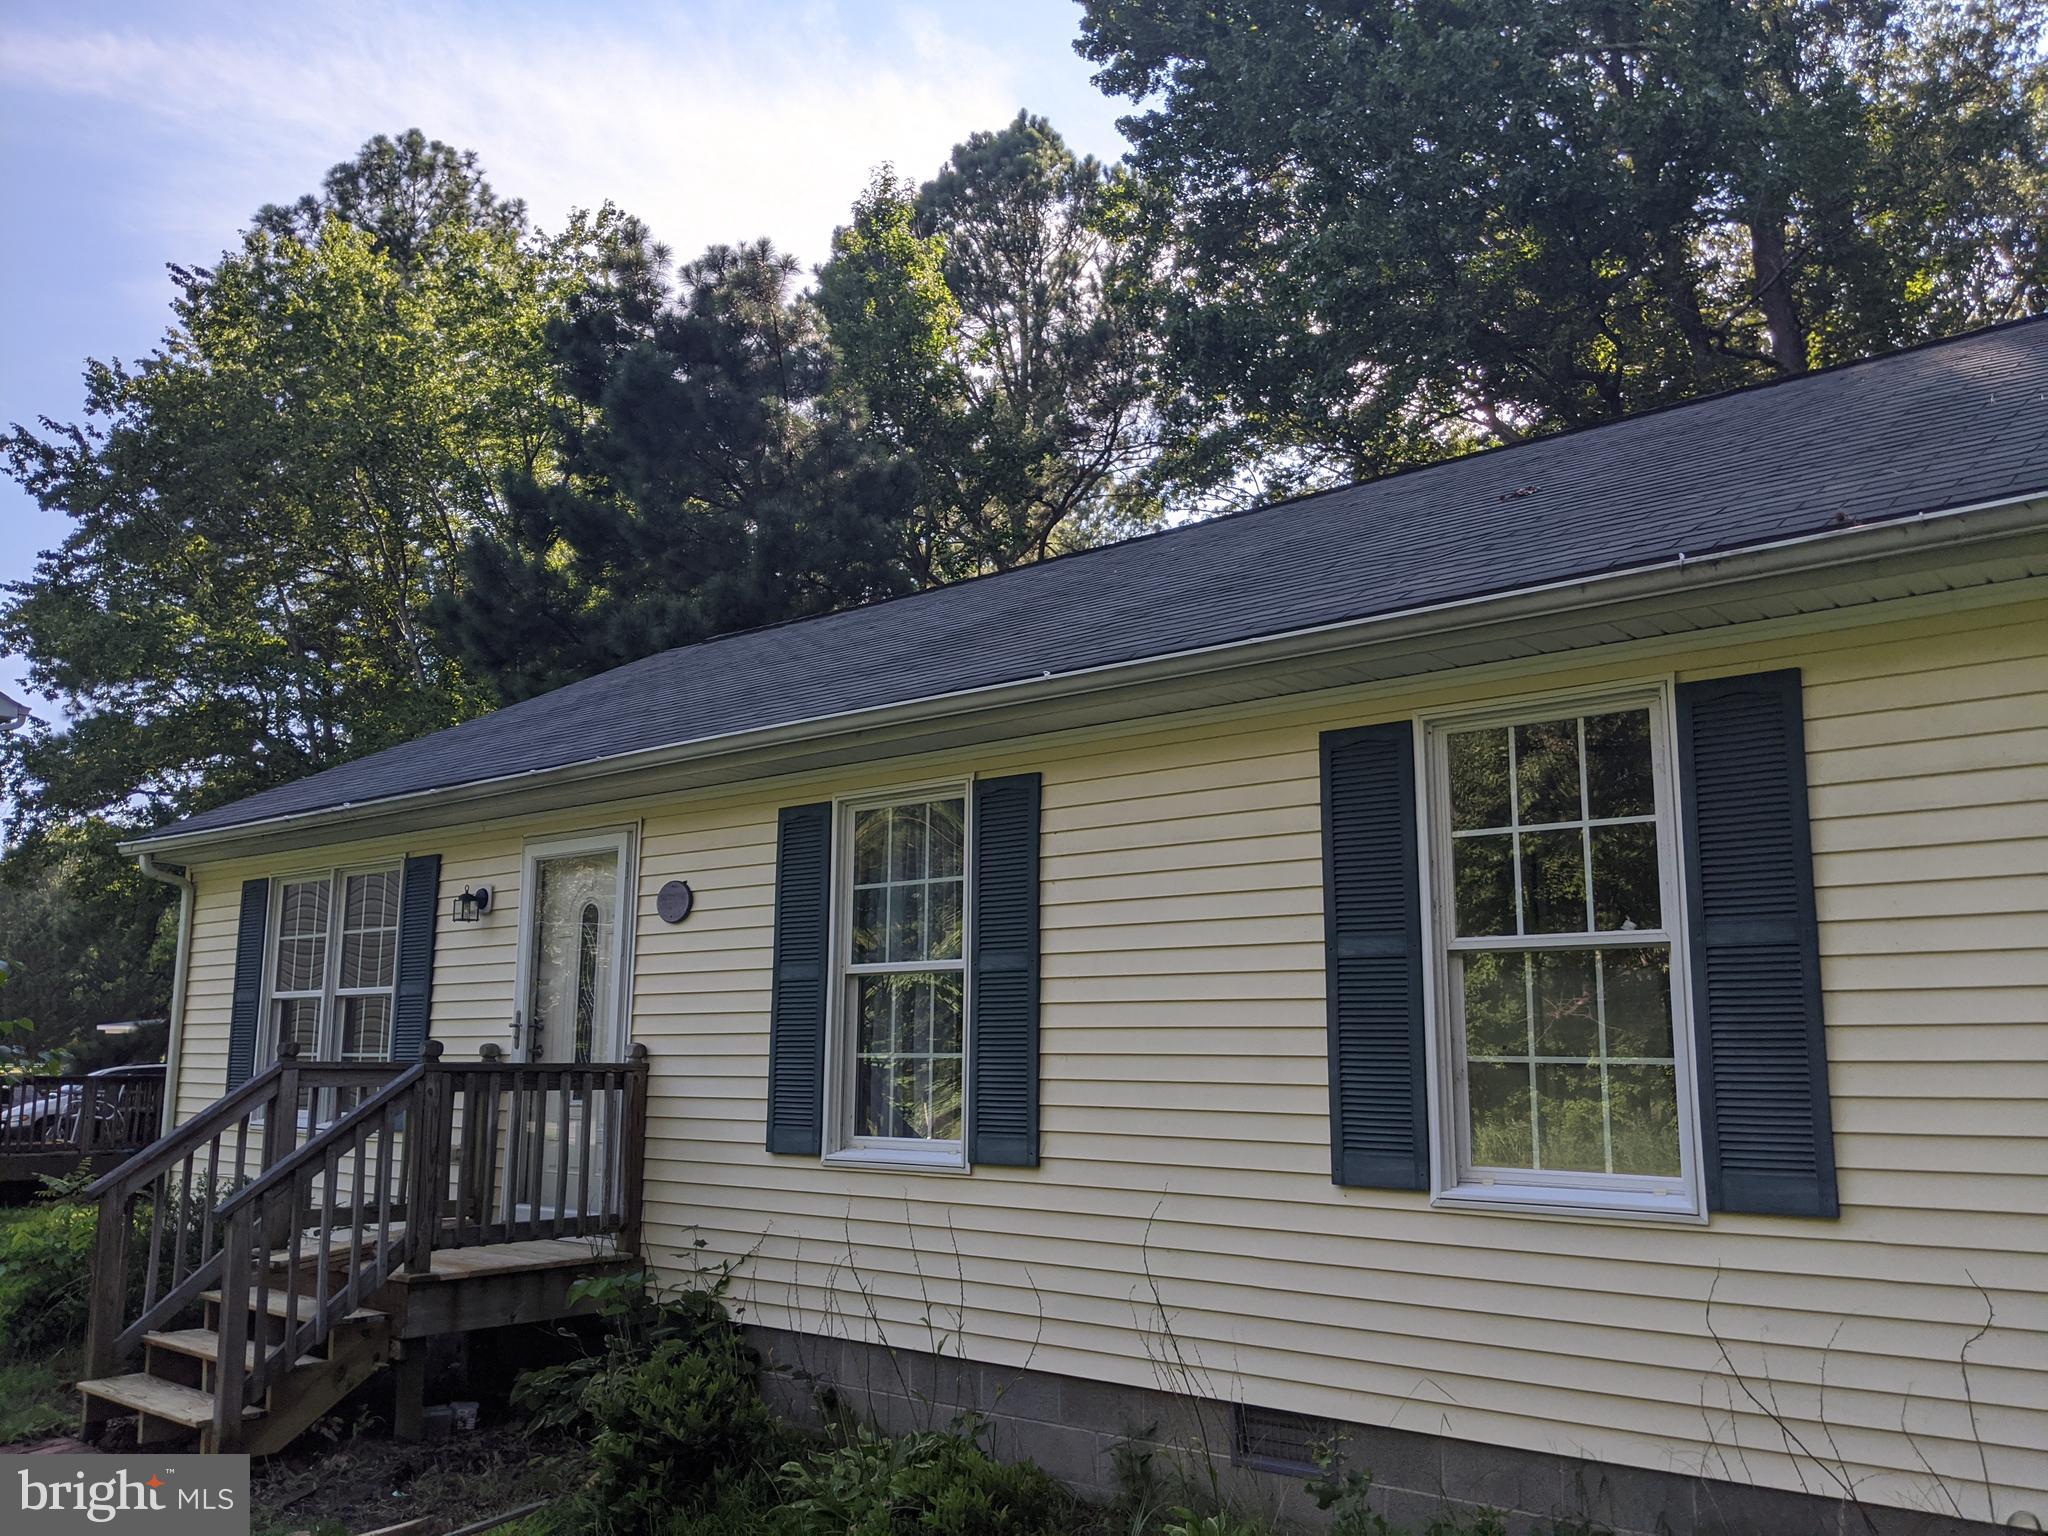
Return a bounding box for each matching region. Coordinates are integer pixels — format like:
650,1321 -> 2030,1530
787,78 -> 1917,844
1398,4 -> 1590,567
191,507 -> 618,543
0,0 -> 1131,715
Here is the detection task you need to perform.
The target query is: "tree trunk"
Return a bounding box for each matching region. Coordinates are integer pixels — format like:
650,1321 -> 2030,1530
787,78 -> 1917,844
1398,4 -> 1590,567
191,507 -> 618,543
1749,217 -> 1806,375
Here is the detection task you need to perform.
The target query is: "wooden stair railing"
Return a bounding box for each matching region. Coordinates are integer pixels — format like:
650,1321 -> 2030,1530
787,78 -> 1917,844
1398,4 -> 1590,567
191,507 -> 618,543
81,1043 -> 406,1384
209,1051 -> 433,1441
84,1040 -> 652,1449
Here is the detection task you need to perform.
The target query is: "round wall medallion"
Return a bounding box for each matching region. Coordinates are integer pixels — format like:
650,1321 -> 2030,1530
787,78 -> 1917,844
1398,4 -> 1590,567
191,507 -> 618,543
656,880 -> 695,924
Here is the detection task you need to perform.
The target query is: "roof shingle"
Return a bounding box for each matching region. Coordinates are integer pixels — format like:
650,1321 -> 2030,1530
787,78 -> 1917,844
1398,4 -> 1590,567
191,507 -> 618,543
153,319 -> 2048,842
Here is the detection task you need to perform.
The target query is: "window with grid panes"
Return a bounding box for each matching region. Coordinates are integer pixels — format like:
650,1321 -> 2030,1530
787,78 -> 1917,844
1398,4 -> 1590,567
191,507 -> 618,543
836,791 -> 968,1159
1431,696 -> 1699,1212
266,868 -> 402,1068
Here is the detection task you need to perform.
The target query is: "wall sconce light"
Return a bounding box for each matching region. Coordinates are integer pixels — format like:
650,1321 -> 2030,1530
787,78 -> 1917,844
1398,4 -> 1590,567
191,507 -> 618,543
452,885 -> 493,924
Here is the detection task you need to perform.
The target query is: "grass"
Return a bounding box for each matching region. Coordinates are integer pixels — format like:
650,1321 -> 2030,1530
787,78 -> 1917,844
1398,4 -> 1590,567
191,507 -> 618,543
0,1353 -> 76,1445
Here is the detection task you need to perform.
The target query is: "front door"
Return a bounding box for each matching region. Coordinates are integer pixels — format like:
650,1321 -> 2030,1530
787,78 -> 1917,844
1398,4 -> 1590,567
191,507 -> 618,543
513,831 -> 632,1219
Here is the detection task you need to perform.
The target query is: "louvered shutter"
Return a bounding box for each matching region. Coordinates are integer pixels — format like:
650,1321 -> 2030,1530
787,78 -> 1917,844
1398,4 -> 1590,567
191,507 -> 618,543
969,774 -> 1042,1167
766,802 -> 833,1155
391,854 -> 441,1063
1677,669 -> 1838,1218
225,878 -> 271,1091
1320,723 -> 1429,1189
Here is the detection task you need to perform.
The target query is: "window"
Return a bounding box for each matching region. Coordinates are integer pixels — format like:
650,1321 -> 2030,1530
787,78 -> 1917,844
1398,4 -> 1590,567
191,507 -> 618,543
1424,690 -> 1701,1217
828,788 -> 969,1168
265,867 -> 402,1069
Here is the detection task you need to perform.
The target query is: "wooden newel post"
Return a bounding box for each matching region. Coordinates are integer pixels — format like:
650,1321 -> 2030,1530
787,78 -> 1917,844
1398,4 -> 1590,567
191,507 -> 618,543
406,1042 -> 447,1275
262,1042 -> 302,1173
619,1043 -> 650,1260
212,1204 -> 253,1448
83,1189 -> 132,1384
76,1079 -> 99,1158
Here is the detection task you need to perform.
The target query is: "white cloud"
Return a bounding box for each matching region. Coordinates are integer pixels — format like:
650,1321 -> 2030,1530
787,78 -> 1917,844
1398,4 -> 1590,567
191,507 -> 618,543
0,0 -> 1111,268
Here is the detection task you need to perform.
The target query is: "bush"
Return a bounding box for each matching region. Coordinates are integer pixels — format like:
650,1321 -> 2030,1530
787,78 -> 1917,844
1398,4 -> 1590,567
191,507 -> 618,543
0,1196 -> 98,1357
583,1339 -> 779,1531
774,1424 -> 1074,1536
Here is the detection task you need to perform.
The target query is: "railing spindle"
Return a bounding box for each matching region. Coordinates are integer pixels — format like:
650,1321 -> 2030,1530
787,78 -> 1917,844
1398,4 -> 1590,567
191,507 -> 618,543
576,1069 -> 595,1238
199,1134 -> 221,1272
171,1151 -> 196,1289
480,1059 -> 503,1241
524,1072 -> 546,1242
143,1170 -> 167,1310
551,1078 -> 571,1239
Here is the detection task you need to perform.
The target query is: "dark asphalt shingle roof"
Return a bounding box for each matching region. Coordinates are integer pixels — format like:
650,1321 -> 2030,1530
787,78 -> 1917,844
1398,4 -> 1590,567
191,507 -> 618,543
153,319 -> 2048,843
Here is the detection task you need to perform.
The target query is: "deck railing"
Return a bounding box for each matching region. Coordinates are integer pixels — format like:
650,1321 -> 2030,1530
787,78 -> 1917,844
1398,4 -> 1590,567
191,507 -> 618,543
84,1040 -> 650,1440
1,1069 -> 165,1163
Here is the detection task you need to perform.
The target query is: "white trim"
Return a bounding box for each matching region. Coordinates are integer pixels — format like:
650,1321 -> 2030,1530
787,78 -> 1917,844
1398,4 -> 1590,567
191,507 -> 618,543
821,781 -> 973,1172
120,493 -> 2048,860
510,826 -> 638,1066
1416,680 -> 1707,1222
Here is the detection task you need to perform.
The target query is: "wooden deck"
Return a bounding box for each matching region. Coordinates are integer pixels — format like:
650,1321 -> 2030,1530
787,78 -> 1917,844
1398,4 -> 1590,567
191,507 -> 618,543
0,1069 -> 165,1182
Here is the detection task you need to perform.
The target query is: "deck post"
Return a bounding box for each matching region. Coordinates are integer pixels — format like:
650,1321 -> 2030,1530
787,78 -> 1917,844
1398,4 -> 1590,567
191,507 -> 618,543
261,1042 -> 301,1173
212,1204 -> 254,1450
76,1079 -> 98,1159
619,1043 -> 650,1261
406,1043 -> 447,1276
83,1190 -> 133,1386
391,1346 -> 429,1441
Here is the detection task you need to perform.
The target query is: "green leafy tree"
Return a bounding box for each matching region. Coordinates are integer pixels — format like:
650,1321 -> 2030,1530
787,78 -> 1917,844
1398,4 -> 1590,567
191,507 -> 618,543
434,234 -> 917,701
0,828 -> 171,1062
820,113 -> 1163,584
1,132 -> 600,835
1078,0 -> 2048,498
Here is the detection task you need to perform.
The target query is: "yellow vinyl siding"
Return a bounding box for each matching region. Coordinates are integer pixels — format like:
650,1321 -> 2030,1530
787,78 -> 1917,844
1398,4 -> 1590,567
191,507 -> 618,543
168,589 -> 2048,1517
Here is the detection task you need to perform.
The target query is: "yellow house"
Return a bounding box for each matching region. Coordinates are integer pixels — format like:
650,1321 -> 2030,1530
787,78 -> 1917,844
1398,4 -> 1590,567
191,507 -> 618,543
105,322 -> 2047,1530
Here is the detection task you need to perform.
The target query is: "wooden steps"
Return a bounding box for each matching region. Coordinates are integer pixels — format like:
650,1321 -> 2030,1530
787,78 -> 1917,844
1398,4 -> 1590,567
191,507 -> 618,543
83,1239 -> 621,1452
74,1372 -> 260,1430
144,1328 -> 318,1370
200,1287 -> 385,1325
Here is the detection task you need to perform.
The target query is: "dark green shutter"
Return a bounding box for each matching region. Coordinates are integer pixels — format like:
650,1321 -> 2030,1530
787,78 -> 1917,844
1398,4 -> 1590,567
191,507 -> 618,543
970,774 -> 1042,1167
1678,669 -> 1838,1218
225,878 -> 270,1090
766,802 -> 833,1155
392,854 -> 441,1063
1321,723 -> 1429,1190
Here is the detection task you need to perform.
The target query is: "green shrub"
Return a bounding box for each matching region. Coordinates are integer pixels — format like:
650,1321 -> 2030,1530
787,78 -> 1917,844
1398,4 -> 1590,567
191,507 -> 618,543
583,1339 -> 779,1531
514,1253 -> 745,1432
0,1197 -> 98,1357
774,1424 -> 1073,1536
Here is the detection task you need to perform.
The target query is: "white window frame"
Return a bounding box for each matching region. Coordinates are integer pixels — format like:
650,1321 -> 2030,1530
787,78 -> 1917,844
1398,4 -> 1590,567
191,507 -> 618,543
1417,680 -> 1707,1222
258,861 -> 404,1073
511,827 -> 639,1066
822,781 -> 974,1174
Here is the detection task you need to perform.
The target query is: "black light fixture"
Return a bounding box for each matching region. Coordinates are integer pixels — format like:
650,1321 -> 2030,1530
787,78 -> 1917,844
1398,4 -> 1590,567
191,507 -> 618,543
452,885 -> 493,923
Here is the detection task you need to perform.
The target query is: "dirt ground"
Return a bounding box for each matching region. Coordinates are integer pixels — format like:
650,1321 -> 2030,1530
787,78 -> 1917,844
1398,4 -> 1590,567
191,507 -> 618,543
248,1419 -> 584,1536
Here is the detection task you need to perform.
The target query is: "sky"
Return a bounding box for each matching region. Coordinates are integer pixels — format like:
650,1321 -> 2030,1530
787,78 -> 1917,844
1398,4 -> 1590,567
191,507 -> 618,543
0,0 -> 1133,716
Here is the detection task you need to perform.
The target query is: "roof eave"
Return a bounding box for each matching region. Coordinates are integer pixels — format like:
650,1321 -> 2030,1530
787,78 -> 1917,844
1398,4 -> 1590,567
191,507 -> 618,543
120,491 -> 2048,862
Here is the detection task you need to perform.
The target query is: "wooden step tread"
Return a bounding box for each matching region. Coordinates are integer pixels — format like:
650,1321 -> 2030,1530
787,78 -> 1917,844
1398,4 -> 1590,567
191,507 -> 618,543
75,1373 -> 259,1427
144,1328 -> 319,1370
200,1288 -> 386,1325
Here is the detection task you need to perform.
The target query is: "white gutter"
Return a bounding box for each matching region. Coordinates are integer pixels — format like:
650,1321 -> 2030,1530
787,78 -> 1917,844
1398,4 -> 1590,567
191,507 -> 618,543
120,489 -> 2048,860
135,852 -> 193,1135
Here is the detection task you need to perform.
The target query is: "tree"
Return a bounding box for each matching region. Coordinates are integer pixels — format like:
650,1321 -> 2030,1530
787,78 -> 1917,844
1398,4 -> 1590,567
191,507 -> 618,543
0,828 -> 172,1062
820,113 -> 1163,584
433,234 -> 918,701
1,132 -> 600,837
1078,0 -> 2048,498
